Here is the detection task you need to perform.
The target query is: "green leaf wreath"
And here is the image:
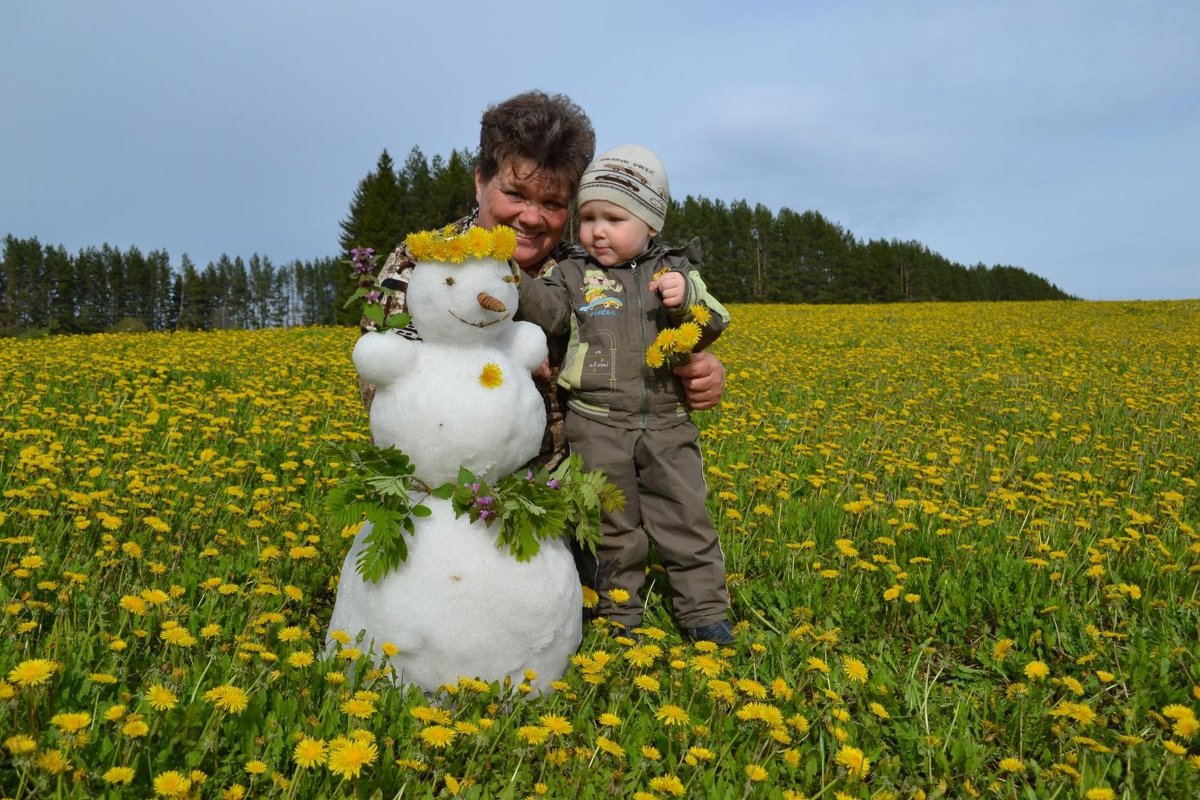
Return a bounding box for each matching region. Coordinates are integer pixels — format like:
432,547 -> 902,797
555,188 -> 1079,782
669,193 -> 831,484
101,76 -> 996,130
326,444 -> 624,583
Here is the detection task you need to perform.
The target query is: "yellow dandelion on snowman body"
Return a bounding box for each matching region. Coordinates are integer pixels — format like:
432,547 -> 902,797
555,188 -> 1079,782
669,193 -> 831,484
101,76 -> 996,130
479,362 -> 503,388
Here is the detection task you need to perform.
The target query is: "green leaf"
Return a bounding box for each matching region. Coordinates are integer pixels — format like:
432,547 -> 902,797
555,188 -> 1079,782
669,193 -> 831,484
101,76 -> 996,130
384,311 -> 411,329
342,286 -> 368,309
362,303 -> 385,326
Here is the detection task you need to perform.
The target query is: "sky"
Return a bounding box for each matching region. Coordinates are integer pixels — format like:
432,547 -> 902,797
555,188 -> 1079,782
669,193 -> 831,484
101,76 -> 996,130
2,0 -> 1197,301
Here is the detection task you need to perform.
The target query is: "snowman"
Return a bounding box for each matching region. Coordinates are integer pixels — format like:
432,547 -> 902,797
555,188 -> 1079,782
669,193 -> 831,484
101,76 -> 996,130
326,226 -> 583,694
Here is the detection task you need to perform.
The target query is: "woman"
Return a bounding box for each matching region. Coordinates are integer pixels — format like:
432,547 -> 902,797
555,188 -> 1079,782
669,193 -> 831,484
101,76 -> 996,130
363,89 -> 726,468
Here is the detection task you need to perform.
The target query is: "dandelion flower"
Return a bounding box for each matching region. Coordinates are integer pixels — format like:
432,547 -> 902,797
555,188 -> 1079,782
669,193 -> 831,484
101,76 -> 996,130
479,363 -> 503,388
122,719 -> 150,737
340,698 -> 376,719
999,757 -> 1025,773
327,738 -> 378,779
655,704 -> 690,726
1085,789 -> 1115,800
293,737 -> 327,768
993,639 -> 1014,660
5,735 -> 37,755
50,711 -> 91,734
145,684 -> 178,711
153,770 -> 192,797
596,736 -> 626,758
608,588 -> 630,604
8,658 -> 59,687
244,760 -> 267,776
103,766 -> 136,784
674,321 -> 702,350
161,626 -> 196,647
410,706 -> 453,725
539,714 -> 573,735
633,675 -> 660,693
834,745 -> 870,779
841,655 -> 869,683
1024,660 -> 1050,681
648,774 -> 686,796
1164,739 -> 1187,756
203,684 -> 250,714
598,712 -> 622,726
517,726 -> 550,746
419,725 -> 457,748
745,763 -> 769,782
288,651 -> 314,668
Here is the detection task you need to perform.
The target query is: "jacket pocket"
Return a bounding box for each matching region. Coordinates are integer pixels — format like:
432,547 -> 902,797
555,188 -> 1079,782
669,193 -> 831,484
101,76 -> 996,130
575,330 -> 617,399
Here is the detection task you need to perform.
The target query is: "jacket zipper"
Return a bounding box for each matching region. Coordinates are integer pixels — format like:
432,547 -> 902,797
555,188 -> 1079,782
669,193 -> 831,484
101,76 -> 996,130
632,258 -> 651,429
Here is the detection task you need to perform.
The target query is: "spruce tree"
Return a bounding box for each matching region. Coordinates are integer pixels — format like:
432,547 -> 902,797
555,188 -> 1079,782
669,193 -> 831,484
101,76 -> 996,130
339,149 -> 407,258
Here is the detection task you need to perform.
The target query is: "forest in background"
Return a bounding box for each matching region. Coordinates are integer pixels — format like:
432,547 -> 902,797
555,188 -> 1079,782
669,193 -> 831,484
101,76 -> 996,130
1,147 -> 1073,335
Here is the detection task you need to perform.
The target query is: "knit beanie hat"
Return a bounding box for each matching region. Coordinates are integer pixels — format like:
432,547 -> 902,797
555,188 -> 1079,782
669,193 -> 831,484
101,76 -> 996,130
575,144 -> 670,233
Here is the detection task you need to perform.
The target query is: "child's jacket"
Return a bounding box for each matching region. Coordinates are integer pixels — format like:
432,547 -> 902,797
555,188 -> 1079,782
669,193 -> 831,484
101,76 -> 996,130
516,239 -> 730,429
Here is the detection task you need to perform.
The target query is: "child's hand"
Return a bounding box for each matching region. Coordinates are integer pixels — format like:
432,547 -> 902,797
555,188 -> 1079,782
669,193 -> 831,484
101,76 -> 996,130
649,271 -> 686,308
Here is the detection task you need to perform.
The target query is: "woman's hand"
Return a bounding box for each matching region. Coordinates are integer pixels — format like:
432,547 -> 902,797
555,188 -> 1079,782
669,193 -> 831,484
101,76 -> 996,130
675,351 -> 726,410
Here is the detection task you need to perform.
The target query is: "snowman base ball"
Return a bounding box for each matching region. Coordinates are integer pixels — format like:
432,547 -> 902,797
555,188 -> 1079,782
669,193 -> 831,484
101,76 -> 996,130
326,231 -> 584,694
328,498 -> 582,694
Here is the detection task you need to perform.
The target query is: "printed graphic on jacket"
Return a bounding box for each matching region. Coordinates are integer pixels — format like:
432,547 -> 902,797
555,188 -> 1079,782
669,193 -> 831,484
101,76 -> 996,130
577,270 -> 624,317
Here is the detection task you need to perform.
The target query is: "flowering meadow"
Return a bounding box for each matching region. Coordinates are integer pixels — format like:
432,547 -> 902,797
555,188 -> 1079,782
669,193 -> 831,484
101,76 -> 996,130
2,300 -> 1199,799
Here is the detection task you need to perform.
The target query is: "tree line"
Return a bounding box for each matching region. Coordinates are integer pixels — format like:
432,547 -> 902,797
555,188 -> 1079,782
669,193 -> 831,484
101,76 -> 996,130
0,237 -> 344,335
1,146 -> 1073,335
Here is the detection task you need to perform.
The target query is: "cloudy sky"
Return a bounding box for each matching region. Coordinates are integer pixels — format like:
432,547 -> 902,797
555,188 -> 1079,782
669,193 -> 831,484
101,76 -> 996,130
3,0 -> 1197,300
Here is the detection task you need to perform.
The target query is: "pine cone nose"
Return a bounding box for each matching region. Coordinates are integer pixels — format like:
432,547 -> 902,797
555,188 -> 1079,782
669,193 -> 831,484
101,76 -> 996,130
477,292 -> 507,313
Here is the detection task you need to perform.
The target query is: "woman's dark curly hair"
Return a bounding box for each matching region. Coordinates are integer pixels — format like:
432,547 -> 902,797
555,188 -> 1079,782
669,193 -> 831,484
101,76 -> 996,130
477,90 -> 596,195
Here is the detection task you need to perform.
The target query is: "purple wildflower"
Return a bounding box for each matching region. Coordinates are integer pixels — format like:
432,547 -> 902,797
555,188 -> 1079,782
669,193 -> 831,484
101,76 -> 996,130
546,479 -> 560,490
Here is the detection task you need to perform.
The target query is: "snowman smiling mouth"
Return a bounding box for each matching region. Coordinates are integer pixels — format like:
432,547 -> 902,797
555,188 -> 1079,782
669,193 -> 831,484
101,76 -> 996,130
449,310 -> 510,328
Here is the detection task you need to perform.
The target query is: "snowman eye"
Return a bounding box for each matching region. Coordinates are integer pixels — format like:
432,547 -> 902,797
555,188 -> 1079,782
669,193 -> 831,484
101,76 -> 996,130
445,277 -> 455,286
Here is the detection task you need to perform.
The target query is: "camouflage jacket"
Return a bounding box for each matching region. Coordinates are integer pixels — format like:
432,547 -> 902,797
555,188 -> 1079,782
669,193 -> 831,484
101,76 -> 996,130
359,211 -> 583,469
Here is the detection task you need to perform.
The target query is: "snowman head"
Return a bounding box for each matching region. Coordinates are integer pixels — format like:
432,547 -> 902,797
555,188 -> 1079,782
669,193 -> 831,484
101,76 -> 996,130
405,226 -> 521,345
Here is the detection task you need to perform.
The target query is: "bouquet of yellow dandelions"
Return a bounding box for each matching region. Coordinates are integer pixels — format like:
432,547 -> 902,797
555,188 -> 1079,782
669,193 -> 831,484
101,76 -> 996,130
646,302 -> 713,369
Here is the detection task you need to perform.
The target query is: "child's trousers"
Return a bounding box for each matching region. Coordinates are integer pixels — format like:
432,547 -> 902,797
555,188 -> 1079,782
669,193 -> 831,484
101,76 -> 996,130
566,412 -> 730,630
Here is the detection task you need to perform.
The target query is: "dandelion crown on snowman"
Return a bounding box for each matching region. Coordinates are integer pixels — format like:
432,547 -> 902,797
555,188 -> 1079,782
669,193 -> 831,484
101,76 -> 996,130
326,224 -> 616,694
